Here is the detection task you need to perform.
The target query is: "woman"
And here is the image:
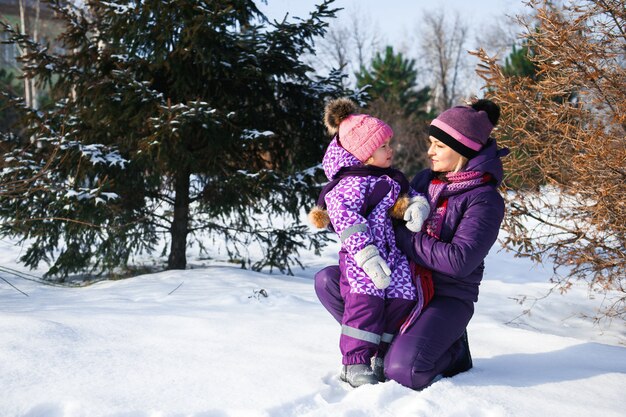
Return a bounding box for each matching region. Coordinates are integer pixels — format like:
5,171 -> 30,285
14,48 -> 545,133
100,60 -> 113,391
314,99 -> 509,390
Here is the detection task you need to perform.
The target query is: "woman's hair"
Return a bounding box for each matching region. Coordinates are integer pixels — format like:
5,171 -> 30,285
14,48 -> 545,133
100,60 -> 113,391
453,155 -> 469,173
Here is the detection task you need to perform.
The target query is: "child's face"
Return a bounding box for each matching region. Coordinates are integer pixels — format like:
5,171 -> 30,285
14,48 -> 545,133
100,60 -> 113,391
366,138 -> 394,168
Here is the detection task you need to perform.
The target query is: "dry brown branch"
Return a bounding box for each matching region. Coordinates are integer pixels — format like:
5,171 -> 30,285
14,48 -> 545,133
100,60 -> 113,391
470,0 -> 626,321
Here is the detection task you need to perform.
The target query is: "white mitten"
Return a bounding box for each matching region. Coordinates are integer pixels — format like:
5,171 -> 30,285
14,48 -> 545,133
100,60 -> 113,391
403,195 -> 430,232
354,245 -> 391,289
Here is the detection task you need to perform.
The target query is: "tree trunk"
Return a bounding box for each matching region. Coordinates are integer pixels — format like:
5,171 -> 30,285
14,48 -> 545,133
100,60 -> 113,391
18,0 -> 41,110
167,169 -> 190,270
31,0 -> 40,110
18,0 -> 32,108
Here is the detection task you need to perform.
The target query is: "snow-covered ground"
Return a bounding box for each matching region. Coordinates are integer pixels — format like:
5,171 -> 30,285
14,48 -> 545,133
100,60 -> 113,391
1,231 -> 624,417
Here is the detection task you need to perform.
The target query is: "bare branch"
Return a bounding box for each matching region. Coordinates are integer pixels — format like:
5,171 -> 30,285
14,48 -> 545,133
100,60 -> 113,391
470,0 -> 626,321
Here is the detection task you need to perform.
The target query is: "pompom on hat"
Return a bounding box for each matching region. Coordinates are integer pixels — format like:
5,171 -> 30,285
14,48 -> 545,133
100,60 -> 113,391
429,99 -> 501,159
324,98 -> 393,162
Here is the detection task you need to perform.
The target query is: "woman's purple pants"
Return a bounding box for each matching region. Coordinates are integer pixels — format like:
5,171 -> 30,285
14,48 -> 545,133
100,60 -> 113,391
315,265 -> 474,390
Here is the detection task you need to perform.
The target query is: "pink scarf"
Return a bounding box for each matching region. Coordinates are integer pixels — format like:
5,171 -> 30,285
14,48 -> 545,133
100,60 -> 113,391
425,171 -> 490,238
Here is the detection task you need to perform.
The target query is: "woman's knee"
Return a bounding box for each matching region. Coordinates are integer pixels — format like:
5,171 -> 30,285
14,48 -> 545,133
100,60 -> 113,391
409,361 -> 441,390
385,330 -> 449,390
385,348 -> 439,390
384,297 -> 475,390
384,333 -> 426,388
384,350 -> 414,388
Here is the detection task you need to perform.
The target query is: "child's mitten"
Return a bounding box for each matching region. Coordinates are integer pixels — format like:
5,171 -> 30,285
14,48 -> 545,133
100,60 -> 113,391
404,195 -> 430,232
354,245 -> 391,289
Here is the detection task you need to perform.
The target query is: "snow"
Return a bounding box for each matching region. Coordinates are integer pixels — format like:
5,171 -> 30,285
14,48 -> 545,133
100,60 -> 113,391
0,231 -> 624,417
242,129 -> 275,140
64,189 -> 119,202
56,142 -> 128,168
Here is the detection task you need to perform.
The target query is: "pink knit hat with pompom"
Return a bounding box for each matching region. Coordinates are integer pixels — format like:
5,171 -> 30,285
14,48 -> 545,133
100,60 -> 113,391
323,98 -> 393,162
338,114 -> 393,162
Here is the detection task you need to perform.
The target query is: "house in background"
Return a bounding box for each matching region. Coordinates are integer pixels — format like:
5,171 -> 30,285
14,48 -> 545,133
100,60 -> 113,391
1,0 -> 65,109
0,0 -> 64,71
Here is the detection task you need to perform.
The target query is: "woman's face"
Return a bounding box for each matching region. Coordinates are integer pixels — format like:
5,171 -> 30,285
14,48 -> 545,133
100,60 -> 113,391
427,137 -> 462,172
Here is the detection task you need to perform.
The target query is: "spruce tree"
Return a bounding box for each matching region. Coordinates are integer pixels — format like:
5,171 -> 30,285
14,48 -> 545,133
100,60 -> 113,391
355,46 -> 432,174
0,69 -> 21,138
355,46 -> 430,118
0,0 -> 353,278
502,42 -> 538,80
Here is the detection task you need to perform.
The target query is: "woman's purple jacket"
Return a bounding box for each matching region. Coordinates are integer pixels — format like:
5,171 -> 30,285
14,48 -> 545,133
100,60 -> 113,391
395,139 -> 508,302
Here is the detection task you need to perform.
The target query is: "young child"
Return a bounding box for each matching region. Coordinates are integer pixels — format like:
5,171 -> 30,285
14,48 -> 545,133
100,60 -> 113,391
309,98 -> 431,387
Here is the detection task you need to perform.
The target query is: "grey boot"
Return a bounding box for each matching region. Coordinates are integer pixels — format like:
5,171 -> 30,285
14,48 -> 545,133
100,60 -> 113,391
340,364 -> 379,387
371,356 -> 386,382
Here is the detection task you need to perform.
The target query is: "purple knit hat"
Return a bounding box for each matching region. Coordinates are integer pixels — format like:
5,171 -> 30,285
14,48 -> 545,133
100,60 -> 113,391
429,104 -> 496,159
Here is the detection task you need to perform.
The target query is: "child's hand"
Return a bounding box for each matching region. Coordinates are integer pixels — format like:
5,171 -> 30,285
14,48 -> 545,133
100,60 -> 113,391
404,195 -> 430,232
354,245 -> 391,289
363,256 -> 391,289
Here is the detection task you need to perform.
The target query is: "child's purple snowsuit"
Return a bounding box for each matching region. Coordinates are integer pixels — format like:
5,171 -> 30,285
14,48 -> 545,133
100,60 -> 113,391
321,137 -> 417,365
316,139 -> 508,386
